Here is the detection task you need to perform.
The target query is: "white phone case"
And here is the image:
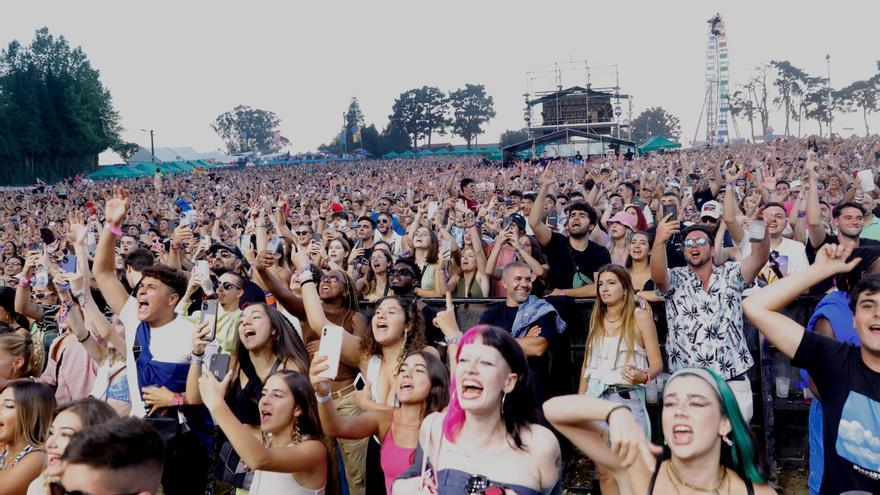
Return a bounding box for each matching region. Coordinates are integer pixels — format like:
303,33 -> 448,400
317,325 -> 344,380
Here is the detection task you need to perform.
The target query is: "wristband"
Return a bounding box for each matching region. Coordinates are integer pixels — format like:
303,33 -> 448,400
298,269 -> 314,283
190,352 -> 204,365
300,279 -> 316,287
643,369 -> 651,384
316,392 -> 332,403
19,278 -> 32,288
77,332 -> 92,344
172,393 -> 184,407
444,333 -> 462,345
605,404 -> 628,424
106,224 -> 123,237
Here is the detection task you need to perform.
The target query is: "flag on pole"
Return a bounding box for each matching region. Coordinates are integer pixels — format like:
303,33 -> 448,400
352,125 -> 361,144
337,129 -> 346,146
273,130 -> 282,148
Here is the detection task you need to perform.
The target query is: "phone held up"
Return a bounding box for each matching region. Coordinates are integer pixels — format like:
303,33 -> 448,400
208,353 -> 231,381
200,299 -> 219,341
317,325 -> 344,380
662,203 -> 678,222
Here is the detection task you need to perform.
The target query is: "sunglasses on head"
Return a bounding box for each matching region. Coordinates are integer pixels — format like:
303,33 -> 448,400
49,482 -> 138,495
388,268 -> 414,277
682,238 -> 710,248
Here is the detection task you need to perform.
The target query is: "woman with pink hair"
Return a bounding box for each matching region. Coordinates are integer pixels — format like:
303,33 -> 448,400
391,325 -> 560,494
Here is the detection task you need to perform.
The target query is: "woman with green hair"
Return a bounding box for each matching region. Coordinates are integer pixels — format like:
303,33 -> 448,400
544,367 -> 775,495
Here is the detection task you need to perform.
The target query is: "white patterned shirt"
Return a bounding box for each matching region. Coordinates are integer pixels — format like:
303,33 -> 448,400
657,262 -> 753,379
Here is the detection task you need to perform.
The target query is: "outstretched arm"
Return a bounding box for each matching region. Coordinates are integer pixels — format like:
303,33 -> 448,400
743,243 -> 859,358
93,187 -> 132,314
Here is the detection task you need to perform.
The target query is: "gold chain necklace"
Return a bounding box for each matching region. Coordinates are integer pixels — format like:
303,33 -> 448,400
667,460 -> 728,494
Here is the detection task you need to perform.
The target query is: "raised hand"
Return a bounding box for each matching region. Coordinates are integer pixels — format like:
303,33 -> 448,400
66,210 -> 88,246
654,213 -> 680,245
103,186 -> 131,226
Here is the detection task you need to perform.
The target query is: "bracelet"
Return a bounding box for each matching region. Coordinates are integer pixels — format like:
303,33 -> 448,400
190,352 -> 204,365
300,279 -> 316,287
19,278 -> 32,287
172,393 -> 184,407
298,269 -> 314,283
105,224 -> 123,236
77,332 -> 92,343
444,333 -> 463,345
643,369 -> 651,384
319,216 -> 326,220
605,404 -> 628,424
316,392 -> 332,403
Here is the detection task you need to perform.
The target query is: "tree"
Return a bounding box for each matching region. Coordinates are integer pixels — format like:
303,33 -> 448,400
630,107 -> 681,144
111,141 -> 140,161
836,73 -> 880,135
417,86 -> 450,147
499,128 -> 529,148
0,28 -> 123,184
448,84 -> 496,148
770,60 -> 810,137
211,105 -> 290,155
344,97 -> 365,131
746,65 -> 772,137
729,88 -> 757,140
388,89 -> 427,150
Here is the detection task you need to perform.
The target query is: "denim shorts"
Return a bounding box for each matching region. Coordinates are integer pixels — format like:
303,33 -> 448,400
602,387 -> 651,439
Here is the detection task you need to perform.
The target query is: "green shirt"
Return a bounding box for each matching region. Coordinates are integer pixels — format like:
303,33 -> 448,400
861,216 -> 880,241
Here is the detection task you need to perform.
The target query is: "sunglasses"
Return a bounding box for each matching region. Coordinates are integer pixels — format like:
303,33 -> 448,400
378,218 -> 390,224
33,292 -> 52,300
321,274 -> 343,283
388,268 -> 414,277
294,230 -> 310,236
209,250 -> 234,259
219,281 -> 240,291
682,238 -> 710,248
49,482 -> 138,495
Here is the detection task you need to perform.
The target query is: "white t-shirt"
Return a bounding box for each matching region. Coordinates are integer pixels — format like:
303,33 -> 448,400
741,236 -> 809,281
120,297 -> 194,418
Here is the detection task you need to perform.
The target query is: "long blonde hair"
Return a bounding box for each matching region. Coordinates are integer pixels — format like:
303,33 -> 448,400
584,264 -> 639,368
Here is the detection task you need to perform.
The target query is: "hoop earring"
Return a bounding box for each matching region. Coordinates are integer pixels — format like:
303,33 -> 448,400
722,434 -> 733,447
501,392 -> 507,415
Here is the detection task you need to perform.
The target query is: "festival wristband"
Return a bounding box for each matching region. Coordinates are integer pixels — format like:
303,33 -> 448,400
105,224 -> 123,236
605,404 -> 628,424
316,392 -> 332,403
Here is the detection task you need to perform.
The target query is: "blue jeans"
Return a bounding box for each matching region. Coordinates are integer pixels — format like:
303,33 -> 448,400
808,399 -> 823,495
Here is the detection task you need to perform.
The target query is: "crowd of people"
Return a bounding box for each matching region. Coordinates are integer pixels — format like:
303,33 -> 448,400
0,134 -> 877,494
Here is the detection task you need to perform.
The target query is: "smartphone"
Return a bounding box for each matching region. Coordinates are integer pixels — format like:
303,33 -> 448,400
502,216 -> 513,230
28,242 -> 43,254
181,210 -> 195,228
548,214 -> 558,229
267,236 -> 281,253
194,260 -> 209,278
503,198 -> 513,207
748,220 -> 766,241
208,353 -> 231,381
200,299 -> 219,340
86,231 -> 97,247
317,325 -> 344,380
240,234 -> 252,252
662,204 -> 677,221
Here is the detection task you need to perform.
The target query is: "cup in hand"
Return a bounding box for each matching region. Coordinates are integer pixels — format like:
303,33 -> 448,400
858,169 -> 875,193
775,376 -> 790,399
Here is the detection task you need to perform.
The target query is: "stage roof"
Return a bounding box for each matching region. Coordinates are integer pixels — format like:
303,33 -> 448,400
502,128 -> 635,154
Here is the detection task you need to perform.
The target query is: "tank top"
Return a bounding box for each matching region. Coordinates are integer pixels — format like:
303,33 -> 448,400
647,460 -> 754,495
248,439 -> 326,495
227,358 -> 281,425
455,275 -> 484,298
583,334 -> 649,387
380,427 -> 415,494
420,262 -> 437,292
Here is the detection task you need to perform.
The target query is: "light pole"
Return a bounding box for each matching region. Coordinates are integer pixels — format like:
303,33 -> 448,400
825,54 -> 832,136
140,129 -> 155,162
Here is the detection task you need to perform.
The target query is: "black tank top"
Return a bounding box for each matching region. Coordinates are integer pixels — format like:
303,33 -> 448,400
225,357 -> 281,425
647,459 -> 754,495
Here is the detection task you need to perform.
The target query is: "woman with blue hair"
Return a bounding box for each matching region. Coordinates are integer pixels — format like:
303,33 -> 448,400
544,367 -> 775,495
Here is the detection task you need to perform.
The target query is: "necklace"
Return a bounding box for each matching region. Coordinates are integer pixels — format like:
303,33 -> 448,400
604,315 -> 622,324
667,460 -> 727,494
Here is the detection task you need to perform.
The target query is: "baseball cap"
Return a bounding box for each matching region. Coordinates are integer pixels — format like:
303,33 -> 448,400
700,200 -> 723,220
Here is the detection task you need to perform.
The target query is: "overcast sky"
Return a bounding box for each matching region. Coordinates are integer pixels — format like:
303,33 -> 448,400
4,0 -> 879,158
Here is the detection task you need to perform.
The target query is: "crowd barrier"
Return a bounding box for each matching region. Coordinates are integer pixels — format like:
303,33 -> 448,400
360,296 -> 819,486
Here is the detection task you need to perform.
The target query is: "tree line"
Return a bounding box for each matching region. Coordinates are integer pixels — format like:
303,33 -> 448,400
0,28 -> 131,185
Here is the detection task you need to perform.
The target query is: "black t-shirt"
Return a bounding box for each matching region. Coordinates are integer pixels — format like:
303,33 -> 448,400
806,234 -> 880,294
693,187 -> 714,210
479,303 -> 556,402
543,232 -> 611,290
646,226 -> 686,268
792,331 -> 880,494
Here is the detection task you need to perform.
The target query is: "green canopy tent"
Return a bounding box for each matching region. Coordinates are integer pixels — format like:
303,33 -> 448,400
383,151 -> 400,159
433,148 -> 451,155
638,135 -> 682,154
399,150 -> 416,158
88,166 -> 150,180
416,149 -> 434,157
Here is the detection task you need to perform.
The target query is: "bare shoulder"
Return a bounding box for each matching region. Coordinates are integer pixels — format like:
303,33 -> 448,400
521,423 -> 561,457
753,483 -> 778,495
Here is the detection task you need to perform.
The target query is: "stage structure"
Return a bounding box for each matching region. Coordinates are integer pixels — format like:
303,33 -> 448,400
700,13 -> 730,145
503,61 -> 635,162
